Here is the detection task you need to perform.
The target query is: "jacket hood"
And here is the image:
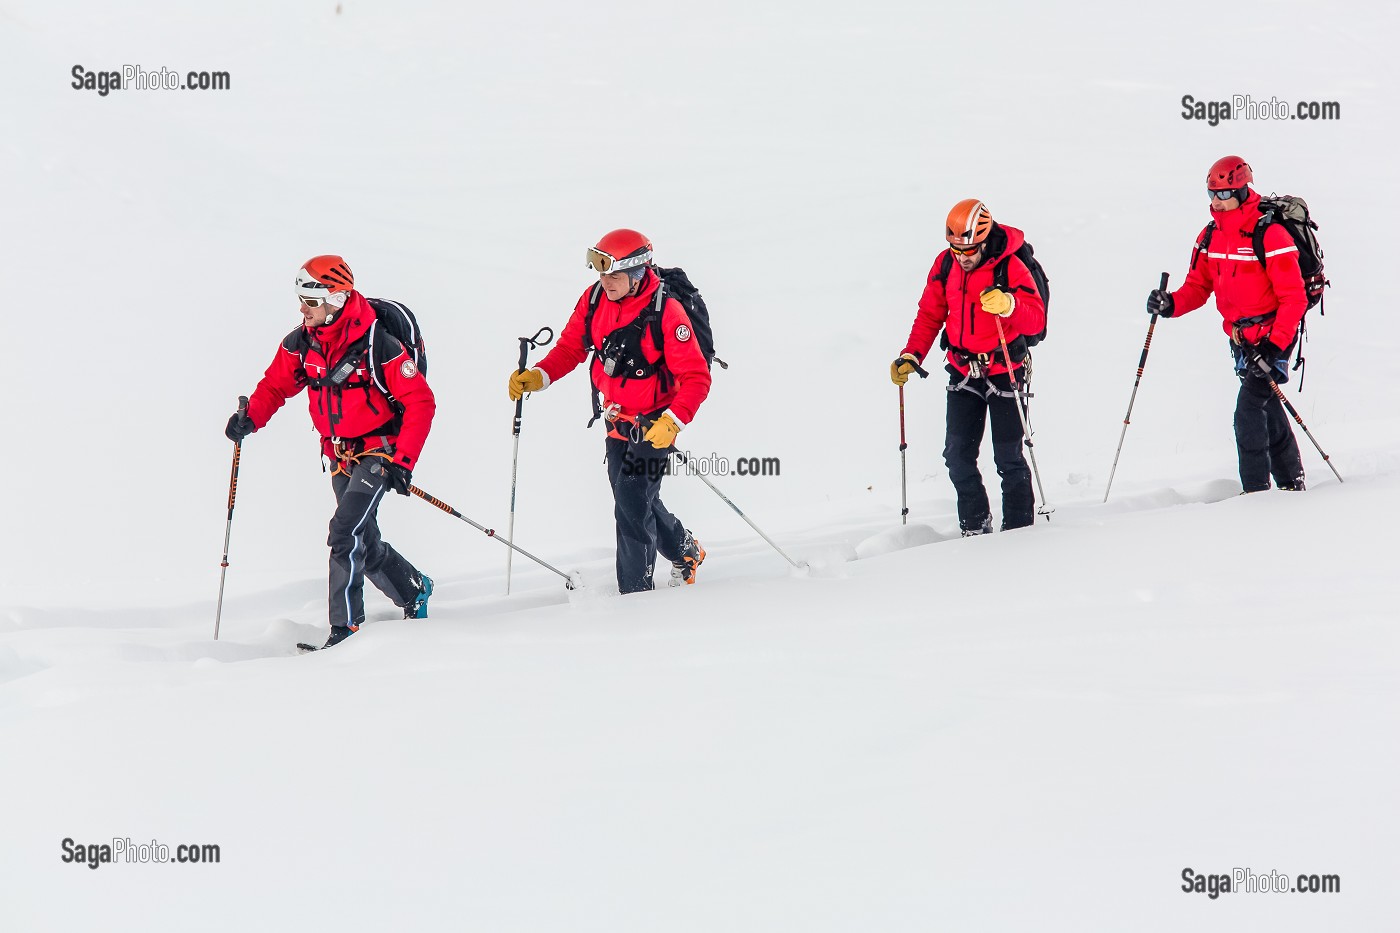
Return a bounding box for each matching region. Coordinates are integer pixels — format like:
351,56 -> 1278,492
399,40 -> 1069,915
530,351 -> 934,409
953,223 -> 1025,268
305,290 -> 373,353
1207,188 -> 1263,225
990,223 -> 1026,257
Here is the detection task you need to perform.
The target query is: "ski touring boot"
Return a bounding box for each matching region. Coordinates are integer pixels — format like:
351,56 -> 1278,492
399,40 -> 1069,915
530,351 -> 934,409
298,622 -> 359,653
669,531 -> 706,587
960,516 -> 994,538
405,574 -> 434,619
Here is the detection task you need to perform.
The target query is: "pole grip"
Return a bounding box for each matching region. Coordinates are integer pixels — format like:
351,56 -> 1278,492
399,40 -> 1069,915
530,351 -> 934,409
895,356 -> 930,379
227,395 -> 249,512
517,326 -> 555,372
1159,272 -> 1169,292
411,484 -> 456,516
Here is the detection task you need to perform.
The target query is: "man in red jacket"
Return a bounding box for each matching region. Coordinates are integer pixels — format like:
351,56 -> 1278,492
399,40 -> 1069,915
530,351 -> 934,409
891,199 -> 1046,535
1146,156 -> 1307,492
507,229 -> 711,594
224,255 -> 437,648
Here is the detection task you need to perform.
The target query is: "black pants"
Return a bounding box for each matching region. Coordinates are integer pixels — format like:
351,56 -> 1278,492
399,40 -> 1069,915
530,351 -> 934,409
943,369 -> 1035,532
605,436 -> 688,594
327,457 -> 423,627
1234,373 -> 1305,492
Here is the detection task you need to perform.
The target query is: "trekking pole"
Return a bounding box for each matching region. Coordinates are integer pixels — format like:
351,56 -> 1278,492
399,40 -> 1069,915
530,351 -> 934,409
506,325 -> 553,595
1105,272 -> 1170,502
671,449 -> 808,571
895,356 -> 930,525
411,484 -> 577,589
1245,350 -> 1343,484
214,395 -> 249,641
993,316 -> 1053,519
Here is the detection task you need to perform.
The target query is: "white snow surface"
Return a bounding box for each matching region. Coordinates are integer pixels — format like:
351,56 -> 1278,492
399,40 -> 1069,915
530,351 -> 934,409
3,1 -> 1398,929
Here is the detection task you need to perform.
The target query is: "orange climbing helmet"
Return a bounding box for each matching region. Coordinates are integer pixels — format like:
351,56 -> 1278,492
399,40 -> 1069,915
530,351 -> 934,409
945,199 -> 994,247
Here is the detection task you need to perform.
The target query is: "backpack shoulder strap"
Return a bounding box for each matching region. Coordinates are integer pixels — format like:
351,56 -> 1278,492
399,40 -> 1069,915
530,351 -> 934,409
583,283 -> 603,351
1251,209 -> 1277,268
649,282 -> 667,354
366,320 -> 409,394
583,283 -> 606,427
934,250 -> 954,285
995,246 -> 1041,296
1191,222 -> 1216,271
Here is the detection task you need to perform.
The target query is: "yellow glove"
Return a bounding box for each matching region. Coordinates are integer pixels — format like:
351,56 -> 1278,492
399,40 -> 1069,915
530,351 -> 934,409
890,353 -> 920,386
507,368 -> 545,401
643,412 -> 682,449
980,287 -> 1016,317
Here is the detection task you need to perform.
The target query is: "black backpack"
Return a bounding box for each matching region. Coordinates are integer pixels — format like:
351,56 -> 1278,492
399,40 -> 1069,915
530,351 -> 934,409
365,298 -> 427,375
933,226 -> 1051,348
1256,195 -> 1328,312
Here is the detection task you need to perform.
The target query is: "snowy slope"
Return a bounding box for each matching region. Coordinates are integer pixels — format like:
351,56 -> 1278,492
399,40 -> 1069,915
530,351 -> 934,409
3,0 -> 1398,930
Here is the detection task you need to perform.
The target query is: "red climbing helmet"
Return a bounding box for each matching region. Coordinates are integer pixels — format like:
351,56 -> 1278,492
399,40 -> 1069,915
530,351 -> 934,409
586,229 -> 653,274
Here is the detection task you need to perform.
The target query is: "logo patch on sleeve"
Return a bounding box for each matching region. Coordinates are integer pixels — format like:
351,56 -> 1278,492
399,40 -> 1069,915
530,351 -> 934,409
400,359 -> 418,378
674,324 -> 692,342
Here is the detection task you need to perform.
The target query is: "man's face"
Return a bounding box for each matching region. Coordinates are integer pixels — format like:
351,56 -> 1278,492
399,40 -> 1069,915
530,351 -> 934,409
951,243 -> 984,273
600,270 -> 634,301
300,297 -> 333,327
1210,189 -> 1241,212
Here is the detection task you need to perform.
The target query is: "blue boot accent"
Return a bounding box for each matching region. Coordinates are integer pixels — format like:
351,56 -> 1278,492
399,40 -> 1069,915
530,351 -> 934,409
405,574 -> 433,619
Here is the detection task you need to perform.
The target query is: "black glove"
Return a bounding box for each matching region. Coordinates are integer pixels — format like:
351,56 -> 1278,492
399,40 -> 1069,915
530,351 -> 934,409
384,461 -> 413,496
225,411 -> 255,442
1245,340 -> 1288,381
1146,289 -> 1174,317
1238,340 -> 1287,384
1254,340 -> 1285,366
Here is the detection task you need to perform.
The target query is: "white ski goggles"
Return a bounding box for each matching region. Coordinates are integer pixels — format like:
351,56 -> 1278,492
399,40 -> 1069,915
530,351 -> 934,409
586,246 -> 652,275
296,285 -> 348,310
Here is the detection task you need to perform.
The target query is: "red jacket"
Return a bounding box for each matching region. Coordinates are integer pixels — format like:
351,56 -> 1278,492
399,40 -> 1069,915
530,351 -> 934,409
537,268 -> 711,425
1170,190 -> 1307,347
901,224 -> 1046,376
246,291 -> 435,470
